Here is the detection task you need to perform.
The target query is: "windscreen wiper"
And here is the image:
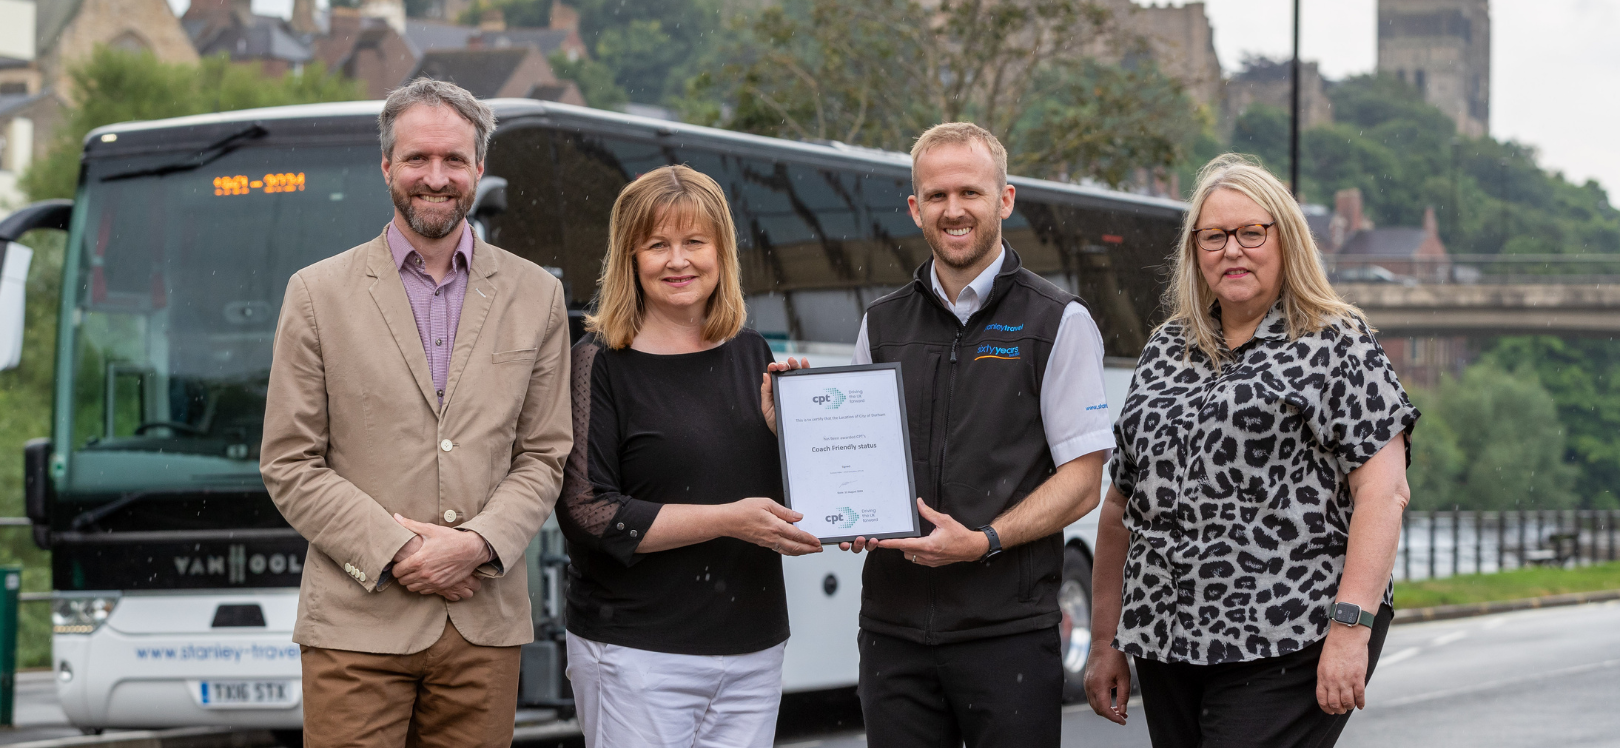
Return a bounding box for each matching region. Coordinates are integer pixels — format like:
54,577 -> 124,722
69,487 -> 261,531
100,122 -> 269,182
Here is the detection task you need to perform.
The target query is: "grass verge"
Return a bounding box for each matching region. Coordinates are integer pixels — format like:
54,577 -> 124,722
1393,560 -> 1620,609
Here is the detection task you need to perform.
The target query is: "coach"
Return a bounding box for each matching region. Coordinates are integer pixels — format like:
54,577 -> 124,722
844,122 -> 1112,747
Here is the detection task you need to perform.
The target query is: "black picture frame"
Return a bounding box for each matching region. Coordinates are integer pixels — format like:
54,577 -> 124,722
770,362 -> 921,544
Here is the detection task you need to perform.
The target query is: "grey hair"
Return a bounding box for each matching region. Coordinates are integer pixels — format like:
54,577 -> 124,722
378,78 -> 497,164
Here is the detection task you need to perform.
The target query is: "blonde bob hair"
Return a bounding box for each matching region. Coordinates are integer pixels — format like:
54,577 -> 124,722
1164,154 -> 1365,366
585,165 -> 747,349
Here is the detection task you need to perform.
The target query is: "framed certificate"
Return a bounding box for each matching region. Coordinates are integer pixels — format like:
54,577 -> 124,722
771,363 -> 921,544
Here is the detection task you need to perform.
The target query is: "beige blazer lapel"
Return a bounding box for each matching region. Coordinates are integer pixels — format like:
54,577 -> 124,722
364,233 -> 441,415
441,235 -> 500,411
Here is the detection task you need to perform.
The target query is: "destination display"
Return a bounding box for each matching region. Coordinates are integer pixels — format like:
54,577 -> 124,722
771,364 -> 920,544
212,172 -> 306,196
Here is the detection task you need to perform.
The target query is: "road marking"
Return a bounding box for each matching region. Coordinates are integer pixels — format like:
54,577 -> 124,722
1481,616 -> 1508,630
1376,658 -> 1620,708
1380,646 -> 1422,666
1430,630 -> 1469,646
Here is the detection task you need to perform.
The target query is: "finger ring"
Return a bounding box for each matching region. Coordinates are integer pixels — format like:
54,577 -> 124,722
910,554 -> 918,563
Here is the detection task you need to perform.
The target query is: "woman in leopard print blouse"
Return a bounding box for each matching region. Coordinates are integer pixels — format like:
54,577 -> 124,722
1084,155 -> 1419,747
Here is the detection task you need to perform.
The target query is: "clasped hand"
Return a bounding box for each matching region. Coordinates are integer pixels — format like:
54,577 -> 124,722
838,498 -> 988,566
389,513 -> 490,602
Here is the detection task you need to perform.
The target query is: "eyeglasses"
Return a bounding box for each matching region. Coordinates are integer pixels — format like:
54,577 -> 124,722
1194,222 -> 1274,252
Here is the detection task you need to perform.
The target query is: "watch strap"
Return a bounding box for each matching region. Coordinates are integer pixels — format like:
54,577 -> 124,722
978,525 -> 1002,560
1357,607 -> 1376,629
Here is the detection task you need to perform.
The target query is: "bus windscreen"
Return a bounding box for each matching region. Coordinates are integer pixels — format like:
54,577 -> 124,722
63,144 -> 393,497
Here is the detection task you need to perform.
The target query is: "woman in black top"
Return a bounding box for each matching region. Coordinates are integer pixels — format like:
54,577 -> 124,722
1084,155 -> 1418,747
558,165 -> 821,748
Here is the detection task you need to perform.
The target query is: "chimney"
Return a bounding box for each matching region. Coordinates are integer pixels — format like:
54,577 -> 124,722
480,8 -> 507,32
359,0 -> 406,34
1334,188 -> 1364,234
550,1 -> 581,32
1423,205 -> 1439,238
290,0 -> 320,35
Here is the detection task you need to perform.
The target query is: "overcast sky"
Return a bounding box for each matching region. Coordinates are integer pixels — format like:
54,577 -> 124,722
185,0 -> 1620,202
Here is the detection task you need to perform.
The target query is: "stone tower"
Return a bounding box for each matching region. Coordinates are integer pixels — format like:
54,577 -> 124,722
1376,0 -> 1490,137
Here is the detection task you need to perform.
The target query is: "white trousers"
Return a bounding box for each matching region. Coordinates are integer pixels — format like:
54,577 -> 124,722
566,632 -> 786,748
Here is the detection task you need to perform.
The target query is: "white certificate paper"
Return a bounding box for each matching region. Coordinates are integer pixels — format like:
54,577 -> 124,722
772,364 -> 920,543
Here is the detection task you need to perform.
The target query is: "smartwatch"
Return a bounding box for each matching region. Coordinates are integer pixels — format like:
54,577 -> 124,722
1331,601 -> 1376,630
978,525 -> 1003,561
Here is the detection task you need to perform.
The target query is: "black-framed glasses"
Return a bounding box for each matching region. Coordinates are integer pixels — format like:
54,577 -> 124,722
1195,222 -> 1274,252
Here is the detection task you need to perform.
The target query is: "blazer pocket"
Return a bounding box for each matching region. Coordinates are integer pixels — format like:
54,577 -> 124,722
493,348 -> 538,364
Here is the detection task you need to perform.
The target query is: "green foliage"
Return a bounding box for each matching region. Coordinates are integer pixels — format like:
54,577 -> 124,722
1483,338 -> 1620,509
1406,362 -> 1577,511
684,0 -> 1201,187
566,0 -> 724,105
548,51 -> 626,109
1230,71 -> 1620,255
20,48 -> 363,201
1393,560 -> 1620,609
0,230 -> 67,668
456,0 -> 552,28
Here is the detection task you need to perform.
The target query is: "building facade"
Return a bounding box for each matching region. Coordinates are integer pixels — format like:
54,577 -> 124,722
1376,0 -> 1490,137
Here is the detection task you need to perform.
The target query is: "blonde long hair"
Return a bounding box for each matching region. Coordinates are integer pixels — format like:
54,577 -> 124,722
585,165 -> 747,349
1164,154 -> 1365,366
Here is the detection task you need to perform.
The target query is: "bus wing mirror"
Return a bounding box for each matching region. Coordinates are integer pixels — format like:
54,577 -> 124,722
0,242 -> 34,371
470,177 -> 508,241
473,176 -> 508,219
24,438 -> 53,550
0,199 -> 72,371
0,199 -> 74,243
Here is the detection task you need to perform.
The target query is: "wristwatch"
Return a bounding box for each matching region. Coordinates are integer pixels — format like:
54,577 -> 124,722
1331,601 -> 1376,630
978,525 -> 1003,561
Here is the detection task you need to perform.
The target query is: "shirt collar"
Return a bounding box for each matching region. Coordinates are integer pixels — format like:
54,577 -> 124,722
930,246 -> 1005,314
386,220 -> 474,272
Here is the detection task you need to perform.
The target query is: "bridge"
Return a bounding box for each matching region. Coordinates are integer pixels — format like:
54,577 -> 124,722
1329,256 -> 1620,337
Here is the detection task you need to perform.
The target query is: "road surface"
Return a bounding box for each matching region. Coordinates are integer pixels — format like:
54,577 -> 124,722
776,600 -> 1620,747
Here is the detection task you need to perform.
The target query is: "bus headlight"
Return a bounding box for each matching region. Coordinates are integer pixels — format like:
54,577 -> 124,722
52,594 -> 119,634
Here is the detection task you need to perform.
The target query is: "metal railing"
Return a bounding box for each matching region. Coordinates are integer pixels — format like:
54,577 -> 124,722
1398,509 -> 1620,581
1325,255 -> 1620,285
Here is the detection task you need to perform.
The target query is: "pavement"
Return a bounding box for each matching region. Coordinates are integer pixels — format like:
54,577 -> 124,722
776,599 -> 1620,747
5,600 -> 1615,747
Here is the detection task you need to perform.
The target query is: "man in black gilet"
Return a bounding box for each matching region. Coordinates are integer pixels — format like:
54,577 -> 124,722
843,123 -> 1113,747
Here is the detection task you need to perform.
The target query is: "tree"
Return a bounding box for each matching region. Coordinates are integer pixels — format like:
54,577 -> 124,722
1484,337 -> 1620,509
1406,363 -> 1578,511
21,47 -> 362,201
684,0 -> 1200,187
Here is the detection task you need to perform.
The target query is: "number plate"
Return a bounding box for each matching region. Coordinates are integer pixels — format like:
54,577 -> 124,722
195,680 -> 299,708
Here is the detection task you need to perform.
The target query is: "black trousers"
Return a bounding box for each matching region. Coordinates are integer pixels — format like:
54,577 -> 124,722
857,626 -> 1062,748
1133,604 -> 1394,748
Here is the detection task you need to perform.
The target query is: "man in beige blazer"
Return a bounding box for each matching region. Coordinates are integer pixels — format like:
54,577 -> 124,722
261,79 -> 570,747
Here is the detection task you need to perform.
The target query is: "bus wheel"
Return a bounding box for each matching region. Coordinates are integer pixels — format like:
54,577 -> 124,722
1058,545 -> 1093,704
270,729 -> 303,747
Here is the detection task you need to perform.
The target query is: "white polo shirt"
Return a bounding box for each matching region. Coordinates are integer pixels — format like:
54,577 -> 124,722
851,248 -> 1114,466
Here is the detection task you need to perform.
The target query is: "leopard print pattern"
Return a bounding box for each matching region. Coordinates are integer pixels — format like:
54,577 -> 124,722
1109,303 -> 1418,665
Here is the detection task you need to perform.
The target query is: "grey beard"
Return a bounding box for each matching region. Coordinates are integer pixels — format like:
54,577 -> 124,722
389,178 -> 473,240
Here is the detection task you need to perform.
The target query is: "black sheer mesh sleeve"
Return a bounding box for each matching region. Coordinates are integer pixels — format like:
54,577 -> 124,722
557,340 -> 662,566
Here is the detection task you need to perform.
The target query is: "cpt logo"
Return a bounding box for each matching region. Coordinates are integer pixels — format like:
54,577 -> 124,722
812,388 -> 847,409
825,507 -> 859,529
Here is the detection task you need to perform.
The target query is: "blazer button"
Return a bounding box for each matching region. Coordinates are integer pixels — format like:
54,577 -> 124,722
440,439 -> 453,452
359,571 -> 367,582
444,509 -> 457,523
